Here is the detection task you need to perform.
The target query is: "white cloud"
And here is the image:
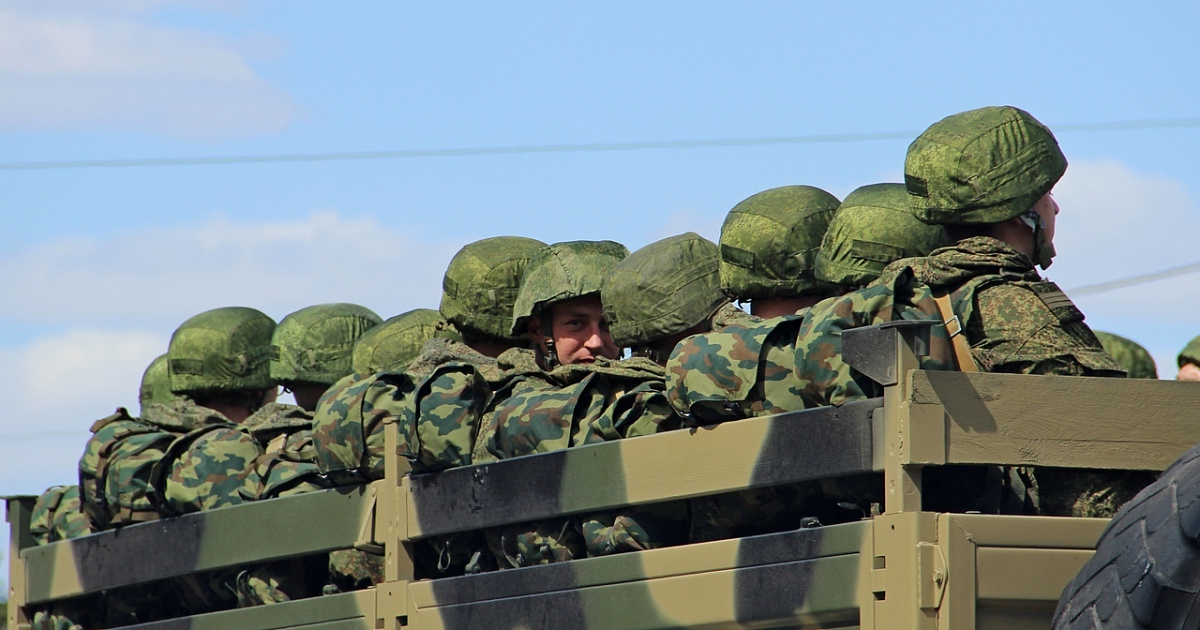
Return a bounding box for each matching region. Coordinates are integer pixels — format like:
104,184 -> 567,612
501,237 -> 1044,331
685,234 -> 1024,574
0,210 -> 459,329
0,5 -> 294,137
649,207 -> 723,246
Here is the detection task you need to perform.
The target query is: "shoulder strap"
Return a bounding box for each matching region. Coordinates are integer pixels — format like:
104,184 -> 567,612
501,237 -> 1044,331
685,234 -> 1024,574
932,292 -> 979,373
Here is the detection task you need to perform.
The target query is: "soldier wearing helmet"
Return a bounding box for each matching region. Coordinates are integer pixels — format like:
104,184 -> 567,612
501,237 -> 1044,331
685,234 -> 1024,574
270,303 -> 382,410
511,240 -> 627,369
351,309 -> 461,376
719,186 -> 842,318
1094,331 -> 1158,380
1177,335 -> 1200,381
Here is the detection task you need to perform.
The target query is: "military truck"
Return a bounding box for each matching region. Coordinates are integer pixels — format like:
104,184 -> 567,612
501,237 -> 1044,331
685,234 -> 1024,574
7,321 -> 1199,629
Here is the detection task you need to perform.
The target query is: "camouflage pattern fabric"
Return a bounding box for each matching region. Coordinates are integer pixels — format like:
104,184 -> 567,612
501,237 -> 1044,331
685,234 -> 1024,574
154,402 -> 323,515
439,236 -> 546,344
509,240 -> 630,336
351,308 -> 461,376
718,185 -> 841,301
167,306 -> 276,395
139,353 -> 178,415
269,303 -> 381,387
483,357 -> 686,566
30,485 -> 90,545
892,237 -> 1122,377
79,401 -> 229,530
327,549 -> 385,593
1094,331 -> 1158,379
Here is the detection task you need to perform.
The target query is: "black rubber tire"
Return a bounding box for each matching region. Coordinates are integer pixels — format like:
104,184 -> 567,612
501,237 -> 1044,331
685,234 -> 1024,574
1053,442 -> 1200,629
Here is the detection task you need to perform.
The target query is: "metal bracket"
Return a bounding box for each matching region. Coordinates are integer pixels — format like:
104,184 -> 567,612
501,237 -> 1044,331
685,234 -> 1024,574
843,320 -> 934,387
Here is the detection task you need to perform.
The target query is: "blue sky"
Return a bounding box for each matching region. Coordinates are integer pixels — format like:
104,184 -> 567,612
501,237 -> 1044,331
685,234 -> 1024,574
3,1 -> 1200,578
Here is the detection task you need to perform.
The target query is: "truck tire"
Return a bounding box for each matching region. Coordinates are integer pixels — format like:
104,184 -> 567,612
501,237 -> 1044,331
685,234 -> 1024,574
1052,442 -> 1200,629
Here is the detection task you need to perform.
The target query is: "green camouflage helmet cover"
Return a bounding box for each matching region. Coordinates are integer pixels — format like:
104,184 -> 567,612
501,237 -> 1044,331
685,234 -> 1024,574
168,307 -> 276,394
510,240 -> 631,335
138,353 -> 176,414
1093,331 -> 1158,379
1178,334 -> 1200,368
440,236 -> 547,343
352,308 -> 462,374
270,303 -> 383,387
602,232 -> 726,348
815,183 -> 950,287
905,105 -> 1067,225
719,185 -> 841,300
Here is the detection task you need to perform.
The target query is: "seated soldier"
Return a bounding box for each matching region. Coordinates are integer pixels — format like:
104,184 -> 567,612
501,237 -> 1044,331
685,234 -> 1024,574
718,185 -> 843,318
1094,331 -> 1158,379
153,304 -> 377,607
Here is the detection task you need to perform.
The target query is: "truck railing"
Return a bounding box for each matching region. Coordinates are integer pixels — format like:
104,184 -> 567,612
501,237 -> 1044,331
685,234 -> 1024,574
9,320 -> 1200,629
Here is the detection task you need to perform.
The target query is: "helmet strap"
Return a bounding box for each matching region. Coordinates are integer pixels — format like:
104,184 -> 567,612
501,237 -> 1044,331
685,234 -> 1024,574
1019,209 -> 1055,269
539,311 -> 558,369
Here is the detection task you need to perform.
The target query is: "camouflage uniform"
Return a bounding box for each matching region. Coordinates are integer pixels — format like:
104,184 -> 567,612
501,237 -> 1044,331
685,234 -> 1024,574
902,105 -> 1141,517
312,237 -> 545,578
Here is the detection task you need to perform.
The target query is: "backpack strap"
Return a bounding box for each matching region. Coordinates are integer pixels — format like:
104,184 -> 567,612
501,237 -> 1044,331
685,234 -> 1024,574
932,291 -> 978,373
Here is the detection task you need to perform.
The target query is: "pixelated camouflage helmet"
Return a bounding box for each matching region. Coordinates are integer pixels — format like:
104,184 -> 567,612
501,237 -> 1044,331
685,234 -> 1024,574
905,106 -> 1067,226
168,307 -> 276,395
602,232 -> 726,348
138,353 -> 177,414
719,185 -> 841,300
510,240 -> 630,336
440,236 -> 547,343
352,308 -> 461,374
1178,335 -> 1200,369
815,183 -> 950,287
270,303 -> 383,387
1094,331 -> 1157,379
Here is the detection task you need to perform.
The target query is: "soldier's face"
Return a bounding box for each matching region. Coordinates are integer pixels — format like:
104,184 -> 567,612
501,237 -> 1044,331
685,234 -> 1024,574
530,295 -> 620,365
1178,363 -> 1200,381
1032,192 -> 1059,246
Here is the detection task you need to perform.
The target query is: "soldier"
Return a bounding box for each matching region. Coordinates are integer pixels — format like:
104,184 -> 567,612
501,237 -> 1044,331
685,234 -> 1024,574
898,105 -> 1144,517
1094,331 -> 1158,379
271,303 -> 382,410
351,309 -> 461,377
718,186 -> 842,318
1177,335 -> 1200,381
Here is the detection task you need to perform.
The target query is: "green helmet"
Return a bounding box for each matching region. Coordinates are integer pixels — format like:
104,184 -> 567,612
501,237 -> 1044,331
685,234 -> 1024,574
905,106 -> 1067,226
602,232 -> 726,348
352,308 -> 461,375
1178,335 -> 1200,369
719,185 -> 841,301
138,353 -> 177,414
1094,331 -> 1157,379
270,303 -> 383,387
440,236 -> 547,344
815,183 -> 950,287
168,307 -> 276,395
510,240 -> 630,336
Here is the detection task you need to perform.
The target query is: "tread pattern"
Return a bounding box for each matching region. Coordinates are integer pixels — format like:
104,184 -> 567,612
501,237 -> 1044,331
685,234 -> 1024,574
1053,442 -> 1200,629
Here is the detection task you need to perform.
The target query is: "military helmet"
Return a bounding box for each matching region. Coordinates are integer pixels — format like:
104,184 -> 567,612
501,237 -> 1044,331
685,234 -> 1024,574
719,185 -> 841,300
352,308 -> 461,375
168,307 -> 276,395
440,236 -> 547,344
1178,335 -> 1200,369
1094,331 -> 1158,379
270,303 -> 383,387
602,232 -> 726,348
510,240 -> 630,336
905,106 -> 1067,226
815,183 -> 950,287
138,353 -> 176,414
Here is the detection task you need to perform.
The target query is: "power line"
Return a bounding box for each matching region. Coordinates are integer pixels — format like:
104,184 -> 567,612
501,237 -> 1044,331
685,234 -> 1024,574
2,116 -> 1199,171
1068,260 -> 1200,297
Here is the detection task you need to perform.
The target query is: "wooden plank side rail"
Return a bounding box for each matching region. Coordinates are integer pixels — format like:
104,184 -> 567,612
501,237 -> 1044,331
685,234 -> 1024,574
903,370 -> 1200,471
22,483 -> 377,604
405,397 -> 882,539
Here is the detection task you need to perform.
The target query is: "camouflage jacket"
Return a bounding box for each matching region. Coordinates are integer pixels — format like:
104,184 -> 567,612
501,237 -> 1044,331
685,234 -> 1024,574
313,340 -> 544,479
79,401 -> 229,529
30,485 -> 91,545
483,356 -> 679,462
889,237 -> 1122,376
152,402 -> 326,515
